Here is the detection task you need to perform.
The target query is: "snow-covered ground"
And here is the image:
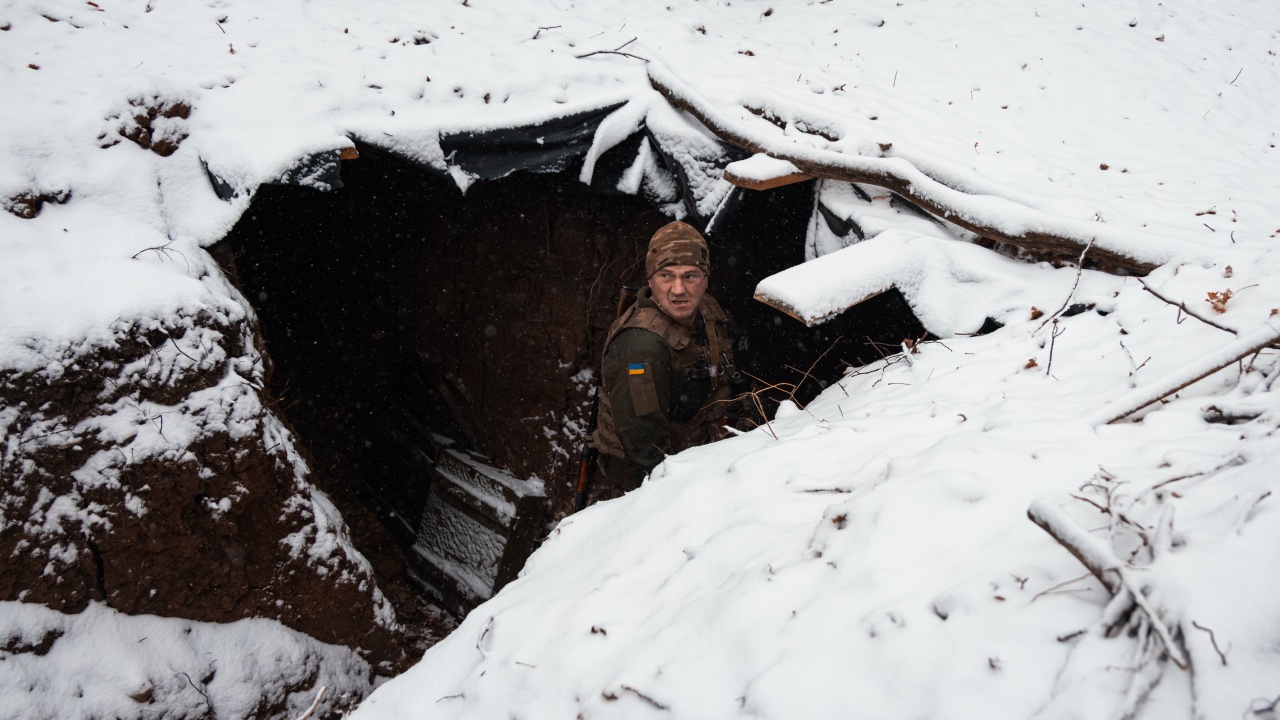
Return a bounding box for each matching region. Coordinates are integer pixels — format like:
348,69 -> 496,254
4,0 -> 1280,717
0,601 -> 379,720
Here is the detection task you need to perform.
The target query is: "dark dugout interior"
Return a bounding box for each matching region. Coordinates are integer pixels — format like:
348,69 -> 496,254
216,127 -> 923,614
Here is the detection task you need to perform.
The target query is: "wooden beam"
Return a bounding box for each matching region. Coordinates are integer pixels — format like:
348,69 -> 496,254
724,168 -> 814,191
753,287 -> 888,326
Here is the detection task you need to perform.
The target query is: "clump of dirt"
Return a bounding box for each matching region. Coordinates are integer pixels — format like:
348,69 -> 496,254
0,292 -> 412,672
3,188 -> 70,219
99,94 -> 191,157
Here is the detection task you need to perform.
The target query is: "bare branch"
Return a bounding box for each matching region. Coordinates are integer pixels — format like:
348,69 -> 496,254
1087,323 -> 1280,425
1190,621 -> 1229,666
576,37 -> 647,61
1137,278 -> 1237,336
1037,238 -> 1095,333
620,685 -> 669,711
1028,500 -> 1189,670
1045,320 -> 1066,376
1031,572 -> 1094,603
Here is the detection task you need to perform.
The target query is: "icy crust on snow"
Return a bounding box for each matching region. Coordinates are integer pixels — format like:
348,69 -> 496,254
0,601 -> 379,720
755,229 -> 1121,334
354,260 -> 1280,720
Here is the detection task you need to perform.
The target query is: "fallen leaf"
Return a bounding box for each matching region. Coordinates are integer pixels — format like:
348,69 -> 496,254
1206,289 -> 1233,313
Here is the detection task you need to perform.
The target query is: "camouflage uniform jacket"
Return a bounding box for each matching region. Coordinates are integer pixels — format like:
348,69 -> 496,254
590,287 -> 738,476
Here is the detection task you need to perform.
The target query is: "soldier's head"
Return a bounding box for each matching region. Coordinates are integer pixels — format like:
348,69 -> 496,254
645,221 -> 709,327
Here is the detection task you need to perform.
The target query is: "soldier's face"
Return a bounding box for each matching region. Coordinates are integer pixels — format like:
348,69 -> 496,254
648,264 -> 708,326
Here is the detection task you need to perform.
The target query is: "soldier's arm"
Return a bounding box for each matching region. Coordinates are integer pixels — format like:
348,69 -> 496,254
602,328 -> 674,477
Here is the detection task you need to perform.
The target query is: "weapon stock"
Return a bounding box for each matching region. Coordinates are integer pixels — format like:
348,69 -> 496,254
573,285 -> 639,512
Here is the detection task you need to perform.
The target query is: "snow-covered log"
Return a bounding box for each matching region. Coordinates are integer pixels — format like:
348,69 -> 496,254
648,62 -> 1188,276
751,228 -> 1115,334
1085,322 -> 1280,426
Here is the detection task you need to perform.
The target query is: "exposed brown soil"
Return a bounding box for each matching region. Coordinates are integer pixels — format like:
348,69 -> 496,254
3,188 -> 71,219
0,303 -> 411,672
99,94 -> 191,157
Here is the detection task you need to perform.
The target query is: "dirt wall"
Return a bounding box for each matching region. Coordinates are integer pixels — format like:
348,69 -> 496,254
0,300 -> 409,672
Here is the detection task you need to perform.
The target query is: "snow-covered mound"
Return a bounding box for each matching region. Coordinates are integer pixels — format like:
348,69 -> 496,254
352,261 -> 1280,720
0,601 -> 379,720
4,0 -> 1280,717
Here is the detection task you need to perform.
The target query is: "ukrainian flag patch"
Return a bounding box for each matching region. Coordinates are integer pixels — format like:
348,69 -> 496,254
628,363 -> 645,375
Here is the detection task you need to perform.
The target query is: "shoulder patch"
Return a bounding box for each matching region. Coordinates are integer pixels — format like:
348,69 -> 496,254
627,362 -> 661,416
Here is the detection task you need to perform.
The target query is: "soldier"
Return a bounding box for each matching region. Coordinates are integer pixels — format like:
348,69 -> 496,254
589,220 -> 747,493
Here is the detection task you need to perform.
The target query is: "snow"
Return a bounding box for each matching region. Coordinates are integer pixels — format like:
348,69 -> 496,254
356,292 -> 1280,720
5,0 -> 1280,717
723,152 -> 803,182
754,228 -> 1122,331
0,601 -> 379,720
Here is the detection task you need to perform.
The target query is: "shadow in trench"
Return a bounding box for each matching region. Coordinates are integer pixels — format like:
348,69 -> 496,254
710,180 -> 928,412
217,144 -> 924,620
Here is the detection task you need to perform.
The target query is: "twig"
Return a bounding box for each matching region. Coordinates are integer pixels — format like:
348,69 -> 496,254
1246,695 -> 1280,716
177,672 -> 211,712
1069,492 -> 1109,515
293,685 -> 328,720
131,240 -> 186,264
1190,621 -> 1229,666
1148,456 -> 1242,493
1137,278 -> 1237,335
787,336 -> 844,403
576,36 -> 646,61
169,337 -> 200,366
1031,572 -> 1093,602
1045,320 -> 1065,376
1118,339 -> 1149,378
532,25 -> 561,39
1037,238 -> 1094,333
621,685 -> 669,711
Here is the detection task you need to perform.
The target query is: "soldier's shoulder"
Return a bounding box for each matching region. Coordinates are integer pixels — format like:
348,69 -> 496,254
701,293 -> 730,322
608,326 -> 671,357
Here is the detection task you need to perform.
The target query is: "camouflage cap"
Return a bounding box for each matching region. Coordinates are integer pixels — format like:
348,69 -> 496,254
645,221 -> 710,277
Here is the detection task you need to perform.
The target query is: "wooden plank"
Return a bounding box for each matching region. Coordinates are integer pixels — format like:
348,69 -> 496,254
339,146 -> 359,161
723,167 -> 814,191
753,287 -> 888,327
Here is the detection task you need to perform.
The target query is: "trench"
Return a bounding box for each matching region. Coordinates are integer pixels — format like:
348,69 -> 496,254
218,142 -> 923,619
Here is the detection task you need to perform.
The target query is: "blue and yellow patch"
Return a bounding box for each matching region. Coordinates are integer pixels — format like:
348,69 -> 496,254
627,363 -> 645,376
